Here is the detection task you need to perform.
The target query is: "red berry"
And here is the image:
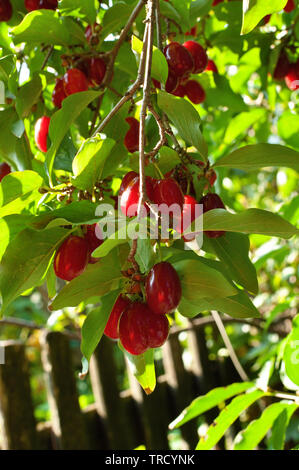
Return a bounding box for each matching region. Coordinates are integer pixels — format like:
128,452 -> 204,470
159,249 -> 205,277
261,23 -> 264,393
206,169 -> 217,187
0,0 -> 12,21
273,51 -> 290,80
119,171 -> 139,197
85,23 -> 99,45
164,42 -> 194,77
84,224 -> 104,264
145,312 -> 169,348
183,41 -> 208,74
172,83 -> 186,97
120,175 -> 154,217
35,116 -> 50,153
285,65 -> 299,91
119,302 -> 150,355
185,80 -> 206,104
88,57 -> 106,86
152,78 -> 161,89
212,0 -> 223,5
165,68 -> 179,93
205,59 -> 218,74
176,194 -> 198,242
263,14 -> 271,24
52,78 -> 67,108
284,0 -> 295,12
0,162 -> 11,182
104,294 -> 131,340
152,178 -> 184,212
25,0 -> 39,11
124,117 -> 139,153
38,0 -> 57,9
145,262 -> 182,315
200,193 -> 225,238
54,235 -> 89,281
63,68 -> 89,96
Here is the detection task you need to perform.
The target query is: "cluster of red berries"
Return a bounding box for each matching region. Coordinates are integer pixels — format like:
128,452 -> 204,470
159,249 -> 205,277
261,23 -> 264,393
104,261 -> 182,355
273,50 -> 299,91
54,224 -> 103,281
154,40 -> 209,104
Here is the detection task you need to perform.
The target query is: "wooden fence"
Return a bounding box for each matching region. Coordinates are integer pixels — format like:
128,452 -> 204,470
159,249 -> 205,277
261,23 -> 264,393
0,320 -> 241,450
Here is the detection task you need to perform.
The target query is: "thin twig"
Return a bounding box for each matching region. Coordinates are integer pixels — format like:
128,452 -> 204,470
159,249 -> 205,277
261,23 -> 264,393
0,317 -> 80,340
211,310 -> 250,382
41,45 -> 54,71
146,103 -> 167,159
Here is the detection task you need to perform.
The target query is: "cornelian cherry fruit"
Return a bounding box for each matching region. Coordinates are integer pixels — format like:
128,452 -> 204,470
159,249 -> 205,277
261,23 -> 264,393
164,42 -> 194,77
205,59 -> 218,74
124,117 -> 139,153
145,313 -> 169,349
284,0 -> 295,12
273,51 -> 290,80
145,262 -> 182,315
0,162 -> 11,182
39,0 -> 58,9
183,41 -> 208,74
63,68 -> 89,96
84,224 -> 103,264
176,195 -> 198,242
119,171 -> 138,197
88,57 -> 106,86
25,0 -> 39,11
85,23 -> 99,45
185,80 -> 206,104
172,83 -> 186,97
54,235 -> 89,281
52,78 -> 67,108
200,193 -> 226,238
0,0 -> 12,21
285,65 -> 299,91
165,69 -> 179,93
152,178 -> 184,211
104,294 -> 131,340
35,116 -> 50,153
120,175 -> 154,217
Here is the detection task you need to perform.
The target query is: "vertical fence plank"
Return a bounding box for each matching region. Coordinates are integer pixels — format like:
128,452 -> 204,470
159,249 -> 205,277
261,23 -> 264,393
40,331 -> 89,450
89,336 -> 137,449
0,340 -> 38,450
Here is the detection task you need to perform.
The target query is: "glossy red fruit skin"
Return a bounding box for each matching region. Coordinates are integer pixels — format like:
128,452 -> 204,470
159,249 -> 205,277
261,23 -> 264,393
0,0 -> 12,21
85,224 -> 103,264
172,83 -> 186,97
89,57 -> 106,86
104,294 -> 131,340
152,178 -> 184,212
146,312 -> 169,348
0,162 -> 11,182
205,59 -> 218,74
120,176 -> 154,217
124,117 -> 139,153
54,235 -> 89,281
200,193 -> 225,238
284,0 -> 295,12
52,78 -> 67,108
119,171 -> 139,197
25,0 -> 39,11
164,42 -> 194,77
176,195 -> 198,242
165,68 -> 179,93
145,262 -> 182,315
35,116 -> 50,153
273,51 -> 290,80
63,68 -> 89,96
185,80 -> 206,104
39,0 -> 57,9
119,302 -> 150,355
285,66 -> 299,91
183,41 -> 208,74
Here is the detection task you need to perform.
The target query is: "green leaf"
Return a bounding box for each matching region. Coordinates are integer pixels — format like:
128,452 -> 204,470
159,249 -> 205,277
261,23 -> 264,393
81,289 -> 121,362
11,10 -> 85,46
241,0 -> 288,35
214,144 -> 299,172
283,315 -> 299,386
0,214 -> 32,262
169,382 -> 255,429
171,0 -> 191,30
268,405 -> 298,450
46,90 -> 102,182
204,232 -> 258,295
0,227 -> 71,313
174,259 -> 238,303
72,136 -> 115,191
92,226 -> 129,258
187,208 -> 298,239
59,0 -> 97,24
131,35 -> 168,84
15,74 -> 43,119
196,390 -> 265,450
0,171 -> 43,218
50,251 -> 122,310
124,348 -> 156,395
32,200 -> 98,230
135,239 -> 156,274
234,403 -> 298,450
101,2 -> 134,39
224,109 -> 266,144
157,90 -> 208,160
157,146 -> 181,175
